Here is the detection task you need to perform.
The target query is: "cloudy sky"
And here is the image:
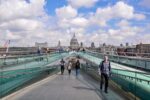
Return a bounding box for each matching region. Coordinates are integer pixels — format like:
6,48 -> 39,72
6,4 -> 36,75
0,0 -> 150,47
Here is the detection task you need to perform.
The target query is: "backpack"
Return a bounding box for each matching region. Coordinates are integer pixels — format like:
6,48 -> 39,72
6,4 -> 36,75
68,63 -> 72,70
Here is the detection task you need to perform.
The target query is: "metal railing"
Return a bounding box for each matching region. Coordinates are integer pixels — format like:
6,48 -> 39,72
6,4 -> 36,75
0,51 -> 67,67
81,62 -> 150,100
0,52 -> 69,98
85,50 -> 150,70
0,65 -> 59,98
86,49 -> 150,58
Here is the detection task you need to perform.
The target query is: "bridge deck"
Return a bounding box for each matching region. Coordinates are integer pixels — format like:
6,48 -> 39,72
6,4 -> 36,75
3,71 -> 125,100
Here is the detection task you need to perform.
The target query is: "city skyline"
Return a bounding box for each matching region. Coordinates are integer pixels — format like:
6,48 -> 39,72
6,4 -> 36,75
0,0 -> 150,47
0,35 -> 147,48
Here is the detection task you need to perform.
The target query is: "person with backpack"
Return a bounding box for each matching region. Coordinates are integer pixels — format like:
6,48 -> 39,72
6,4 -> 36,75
60,59 -> 65,75
99,55 -> 111,93
75,59 -> 80,76
67,61 -> 72,75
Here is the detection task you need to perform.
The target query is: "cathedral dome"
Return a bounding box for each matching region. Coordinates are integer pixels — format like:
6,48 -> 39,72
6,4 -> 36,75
70,33 -> 79,50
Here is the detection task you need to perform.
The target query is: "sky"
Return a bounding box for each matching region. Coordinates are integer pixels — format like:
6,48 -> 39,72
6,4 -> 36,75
0,0 -> 150,47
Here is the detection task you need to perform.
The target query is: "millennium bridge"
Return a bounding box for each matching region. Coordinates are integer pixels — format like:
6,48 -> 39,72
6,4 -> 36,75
0,51 -> 150,100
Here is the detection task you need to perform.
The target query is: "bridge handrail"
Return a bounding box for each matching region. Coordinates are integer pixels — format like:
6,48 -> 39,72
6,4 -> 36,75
0,51 -> 59,59
84,50 -> 150,70
85,49 -> 150,61
0,51 -> 67,67
81,63 -> 150,84
0,65 -> 59,78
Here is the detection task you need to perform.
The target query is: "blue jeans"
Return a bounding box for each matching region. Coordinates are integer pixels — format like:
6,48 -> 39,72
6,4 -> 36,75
76,69 -> 80,76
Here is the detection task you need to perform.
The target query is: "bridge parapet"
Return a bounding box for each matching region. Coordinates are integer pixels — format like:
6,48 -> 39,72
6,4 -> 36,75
85,50 -> 150,70
79,52 -> 150,100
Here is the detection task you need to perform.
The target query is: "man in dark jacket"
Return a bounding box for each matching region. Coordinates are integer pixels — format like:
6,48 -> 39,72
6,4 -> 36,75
75,59 -> 80,76
99,56 -> 111,93
60,59 -> 65,75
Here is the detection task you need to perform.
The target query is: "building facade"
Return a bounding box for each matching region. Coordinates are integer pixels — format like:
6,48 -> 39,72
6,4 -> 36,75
99,45 -> 117,55
35,42 -> 48,48
0,47 -> 38,56
91,42 -> 95,48
136,43 -> 150,54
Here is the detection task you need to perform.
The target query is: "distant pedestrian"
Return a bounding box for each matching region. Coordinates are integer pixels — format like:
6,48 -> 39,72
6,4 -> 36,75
67,61 -> 72,75
46,48 -> 49,62
99,56 -> 111,93
37,47 -> 43,61
75,59 -> 80,76
37,47 -> 41,55
82,48 -> 85,52
60,59 -> 65,75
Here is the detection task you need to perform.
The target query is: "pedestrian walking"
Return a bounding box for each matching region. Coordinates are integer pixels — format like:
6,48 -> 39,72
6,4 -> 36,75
60,59 -> 65,75
67,61 -> 72,75
75,59 -> 80,76
99,56 -> 111,93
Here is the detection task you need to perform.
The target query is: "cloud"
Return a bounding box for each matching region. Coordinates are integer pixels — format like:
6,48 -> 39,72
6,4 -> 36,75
70,17 -> 89,27
0,0 -> 49,46
6,31 -> 22,40
0,19 -> 44,31
106,22 -> 143,45
90,1 -> 145,27
0,0 -> 148,47
67,0 -> 98,8
69,27 -> 86,34
55,5 -> 89,30
55,5 -> 77,19
117,20 -> 130,27
0,0 -> 46,23
141,34 -> 150,43
134,14 -> 146,20
111,19 -> 143,42
57,17 -> 89,29
108,28 -> 137,39
84,18 -> 143,46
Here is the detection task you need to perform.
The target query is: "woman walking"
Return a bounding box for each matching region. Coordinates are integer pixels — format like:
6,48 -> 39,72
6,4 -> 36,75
67,61 -> 72,75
